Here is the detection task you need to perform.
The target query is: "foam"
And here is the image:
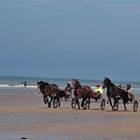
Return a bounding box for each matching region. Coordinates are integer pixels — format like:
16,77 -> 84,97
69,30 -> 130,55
0,84 -> 37,88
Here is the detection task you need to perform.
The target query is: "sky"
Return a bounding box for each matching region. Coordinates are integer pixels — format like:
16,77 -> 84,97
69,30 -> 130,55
0,0 -> 140,81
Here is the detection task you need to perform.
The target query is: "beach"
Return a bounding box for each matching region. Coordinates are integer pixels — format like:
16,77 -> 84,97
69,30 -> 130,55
0,87 -> 140,140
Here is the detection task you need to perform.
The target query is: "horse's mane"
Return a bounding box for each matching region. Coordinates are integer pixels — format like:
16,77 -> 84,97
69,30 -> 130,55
37,81 -> 49,88
51,83 -> 59,88
76,80 -> 82,88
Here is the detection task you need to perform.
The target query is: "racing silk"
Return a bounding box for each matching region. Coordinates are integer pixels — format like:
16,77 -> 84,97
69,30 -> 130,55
94,87 -> 103,94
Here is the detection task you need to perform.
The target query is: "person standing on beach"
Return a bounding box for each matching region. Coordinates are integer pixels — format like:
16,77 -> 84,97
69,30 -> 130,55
21,81 -> 27,88
23,81 -> 27,88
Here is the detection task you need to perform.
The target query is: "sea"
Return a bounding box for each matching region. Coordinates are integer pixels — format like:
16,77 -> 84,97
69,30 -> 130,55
0,75 -> 140,94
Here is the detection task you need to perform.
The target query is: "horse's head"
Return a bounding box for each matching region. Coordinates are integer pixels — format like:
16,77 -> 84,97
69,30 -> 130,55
102,77 -> 111,89
37,81 -> 43,86
71,79 -> 81,89
37,81 -> 44,89
37,81 -> 49,93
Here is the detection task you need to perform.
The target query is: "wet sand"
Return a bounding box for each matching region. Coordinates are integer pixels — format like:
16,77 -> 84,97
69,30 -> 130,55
0,88 -> 140,140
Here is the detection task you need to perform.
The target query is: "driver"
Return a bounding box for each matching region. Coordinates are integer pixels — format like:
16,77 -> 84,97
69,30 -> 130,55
94,84 -> 103,98
65,82 -> 72,97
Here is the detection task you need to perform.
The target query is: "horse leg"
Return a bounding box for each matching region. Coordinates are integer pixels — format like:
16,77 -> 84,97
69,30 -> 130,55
123,99 -> 127,111
48,96 -> 53,108
58,97 -> 60,107
43,96 -> 49,107
88,97 -> 90,109
76,98 -> 80,109
112,99 -> 119,111
108,97 -> 113,109
43,96 -> 47,104
81,98 -> 84,107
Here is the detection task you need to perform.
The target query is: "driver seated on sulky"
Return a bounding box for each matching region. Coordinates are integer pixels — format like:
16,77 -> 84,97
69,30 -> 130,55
125,84 -> 134,102
94,84 -> 103,98
65,82 -> 72,98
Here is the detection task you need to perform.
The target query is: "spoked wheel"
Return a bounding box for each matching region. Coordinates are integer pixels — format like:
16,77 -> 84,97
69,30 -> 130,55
71,98 -> 77,109
101,99 -> 106,110
53,97 -> 59,108
113,101 -> 119,111
82,99 -> 88,110
133,100 -> 138,112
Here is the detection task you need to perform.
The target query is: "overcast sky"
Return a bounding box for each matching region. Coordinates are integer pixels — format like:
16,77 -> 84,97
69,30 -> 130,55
0,0 -> 140,81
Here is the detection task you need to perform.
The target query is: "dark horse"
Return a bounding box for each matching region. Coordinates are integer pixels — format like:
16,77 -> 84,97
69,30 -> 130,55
102,77 -> 133,111
37,81 -> 67,108
71,79 -> 91,109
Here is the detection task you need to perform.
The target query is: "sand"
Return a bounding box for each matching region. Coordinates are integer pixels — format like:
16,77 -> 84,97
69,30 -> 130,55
0,87 -> 140,140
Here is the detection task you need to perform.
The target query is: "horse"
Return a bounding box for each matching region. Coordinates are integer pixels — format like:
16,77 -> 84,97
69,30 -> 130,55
71,79 -> 91,109
102,77 -> 134,111
37,81 -> 66,108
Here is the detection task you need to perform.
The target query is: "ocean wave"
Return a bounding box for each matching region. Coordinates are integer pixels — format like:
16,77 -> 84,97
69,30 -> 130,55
0,84 -> 140,94
0,84 -> 10,87
0,84 -> 37,88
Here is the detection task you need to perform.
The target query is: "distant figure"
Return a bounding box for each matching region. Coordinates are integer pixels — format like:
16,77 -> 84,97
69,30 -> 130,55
21,81 -> 27,88
23,81 -> 27,88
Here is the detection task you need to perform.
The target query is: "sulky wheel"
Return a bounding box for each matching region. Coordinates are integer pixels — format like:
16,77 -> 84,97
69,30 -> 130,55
133,100 -> 138,112
53,97 -> 59,108
71,98 -> 77,109
101,99 -> 106,110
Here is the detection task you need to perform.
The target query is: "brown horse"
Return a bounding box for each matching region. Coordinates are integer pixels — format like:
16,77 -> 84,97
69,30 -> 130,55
71,79 -> 91,109
37,81 -> 67,108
